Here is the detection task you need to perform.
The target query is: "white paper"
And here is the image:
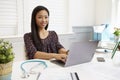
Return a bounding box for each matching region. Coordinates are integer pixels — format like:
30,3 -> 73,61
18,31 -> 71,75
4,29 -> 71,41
38,68 -> 72,80
84,63 -> 120,80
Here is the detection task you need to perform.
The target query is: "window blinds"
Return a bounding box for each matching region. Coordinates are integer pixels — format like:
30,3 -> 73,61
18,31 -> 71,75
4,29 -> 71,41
0,0 -> 68,36
0,0 -> 17,36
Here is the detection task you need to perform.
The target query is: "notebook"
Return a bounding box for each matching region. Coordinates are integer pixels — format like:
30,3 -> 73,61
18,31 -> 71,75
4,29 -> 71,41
50,41 -> 98,67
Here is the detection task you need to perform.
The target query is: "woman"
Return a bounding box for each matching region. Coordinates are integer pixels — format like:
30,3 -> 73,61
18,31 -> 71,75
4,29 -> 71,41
24,5 -> 68,62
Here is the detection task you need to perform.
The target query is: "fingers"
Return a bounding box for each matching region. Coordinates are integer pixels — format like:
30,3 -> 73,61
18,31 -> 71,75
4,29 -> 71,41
55,54 -> 67,62
60,58 -> 66,63
66,50 -> 69,55
60,54 -> 67,62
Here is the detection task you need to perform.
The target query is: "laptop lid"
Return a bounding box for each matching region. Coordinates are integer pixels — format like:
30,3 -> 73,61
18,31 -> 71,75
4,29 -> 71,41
64,41 -> 98,67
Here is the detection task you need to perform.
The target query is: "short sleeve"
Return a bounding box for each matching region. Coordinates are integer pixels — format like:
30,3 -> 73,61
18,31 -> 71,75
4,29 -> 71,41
52,31 -> 64,50
24,33 -> 37,59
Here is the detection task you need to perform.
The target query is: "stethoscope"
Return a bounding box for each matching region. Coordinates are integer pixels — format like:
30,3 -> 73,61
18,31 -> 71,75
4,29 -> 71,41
20,59 -> 47,79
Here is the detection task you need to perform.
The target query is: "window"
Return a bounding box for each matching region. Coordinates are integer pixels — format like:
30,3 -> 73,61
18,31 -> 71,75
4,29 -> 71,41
0,0 -> 68,36
0,0 -> 24,36
0,0 -> 17,36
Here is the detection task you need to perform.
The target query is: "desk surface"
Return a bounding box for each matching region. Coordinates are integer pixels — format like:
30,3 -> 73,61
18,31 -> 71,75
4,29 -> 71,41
11,52 -> 120,80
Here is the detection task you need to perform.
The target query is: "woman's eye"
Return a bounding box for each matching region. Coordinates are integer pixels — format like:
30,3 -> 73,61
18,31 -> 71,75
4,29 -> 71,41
38,17 -> 42,18
45,17 -> 48,19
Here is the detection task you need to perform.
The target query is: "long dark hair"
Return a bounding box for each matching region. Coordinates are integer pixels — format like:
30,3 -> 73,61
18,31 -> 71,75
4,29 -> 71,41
31,5 -> 49,50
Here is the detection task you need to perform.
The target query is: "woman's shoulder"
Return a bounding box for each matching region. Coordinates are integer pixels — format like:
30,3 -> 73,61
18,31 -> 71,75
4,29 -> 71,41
24,32 -> 32,38
49,30 -> 57,35
48,31 -> 58,39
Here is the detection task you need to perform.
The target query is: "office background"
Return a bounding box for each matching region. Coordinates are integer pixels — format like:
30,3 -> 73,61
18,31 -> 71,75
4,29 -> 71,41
0,0 -> 119,36
0,0 -> 120,62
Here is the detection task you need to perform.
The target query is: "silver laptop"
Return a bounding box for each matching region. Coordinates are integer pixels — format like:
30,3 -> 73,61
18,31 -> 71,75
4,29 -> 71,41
50,41 -> 98,67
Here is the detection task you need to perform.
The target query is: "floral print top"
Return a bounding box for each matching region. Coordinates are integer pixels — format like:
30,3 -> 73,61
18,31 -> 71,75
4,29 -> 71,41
24,31 -> 64,59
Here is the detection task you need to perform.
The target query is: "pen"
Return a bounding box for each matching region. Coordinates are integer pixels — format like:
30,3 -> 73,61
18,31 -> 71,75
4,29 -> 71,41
70,72 -> 74,80
36,72 -> 41,80
75,72 -> 80,80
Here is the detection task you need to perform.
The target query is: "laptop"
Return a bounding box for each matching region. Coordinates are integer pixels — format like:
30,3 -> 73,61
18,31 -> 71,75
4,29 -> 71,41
50,41 -> 98,67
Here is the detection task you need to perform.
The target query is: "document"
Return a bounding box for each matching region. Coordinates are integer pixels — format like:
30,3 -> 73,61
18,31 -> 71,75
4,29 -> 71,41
38,68 -> 78,80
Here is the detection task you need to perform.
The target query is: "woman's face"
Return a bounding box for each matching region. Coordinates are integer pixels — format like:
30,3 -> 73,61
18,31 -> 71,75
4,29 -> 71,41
35,10 -> 49,29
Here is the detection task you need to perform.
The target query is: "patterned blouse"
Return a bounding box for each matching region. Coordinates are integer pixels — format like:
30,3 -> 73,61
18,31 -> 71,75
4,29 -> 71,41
24,31 -> 64,59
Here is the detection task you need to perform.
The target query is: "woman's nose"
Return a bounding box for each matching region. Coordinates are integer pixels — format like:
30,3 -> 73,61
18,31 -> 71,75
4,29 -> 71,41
42,18 -> 46,22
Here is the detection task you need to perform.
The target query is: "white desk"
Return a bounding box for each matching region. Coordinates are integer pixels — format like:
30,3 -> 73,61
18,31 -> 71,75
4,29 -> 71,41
11,52 -> 120,80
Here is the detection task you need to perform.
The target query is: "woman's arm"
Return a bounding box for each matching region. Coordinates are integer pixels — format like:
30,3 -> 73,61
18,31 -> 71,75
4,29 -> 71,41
52,31 -> 68,62
33,51 -> 56,59
53,31 -> 68,54
24,33 -> 37,59
34,51 -> 67,62
58,48 -> 69,55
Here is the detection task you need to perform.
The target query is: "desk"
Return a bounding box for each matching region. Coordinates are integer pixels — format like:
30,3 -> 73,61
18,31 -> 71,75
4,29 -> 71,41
11,52 -> 120,80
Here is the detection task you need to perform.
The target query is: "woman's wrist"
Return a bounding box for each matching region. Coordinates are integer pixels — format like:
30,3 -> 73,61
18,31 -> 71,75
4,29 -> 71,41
60,50 -> 69,55
59,48 -> 68,54
50,53 -> 58,59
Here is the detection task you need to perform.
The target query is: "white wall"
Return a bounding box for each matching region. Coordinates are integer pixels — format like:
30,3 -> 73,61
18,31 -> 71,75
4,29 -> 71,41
69,0 -> 96,32
68,0 -> 113,32
95,0 -> 112,25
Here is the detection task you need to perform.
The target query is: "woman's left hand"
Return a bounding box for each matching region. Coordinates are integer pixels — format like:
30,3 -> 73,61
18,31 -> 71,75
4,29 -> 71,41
54,54 -> 67,63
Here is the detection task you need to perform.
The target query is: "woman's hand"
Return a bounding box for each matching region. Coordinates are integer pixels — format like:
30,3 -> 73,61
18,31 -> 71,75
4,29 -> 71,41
54,54 -> 67,63
59,48 -> 69,55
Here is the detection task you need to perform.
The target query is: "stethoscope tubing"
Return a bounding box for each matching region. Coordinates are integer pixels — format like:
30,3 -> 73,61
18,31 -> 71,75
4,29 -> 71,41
20,59 -> 47,75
